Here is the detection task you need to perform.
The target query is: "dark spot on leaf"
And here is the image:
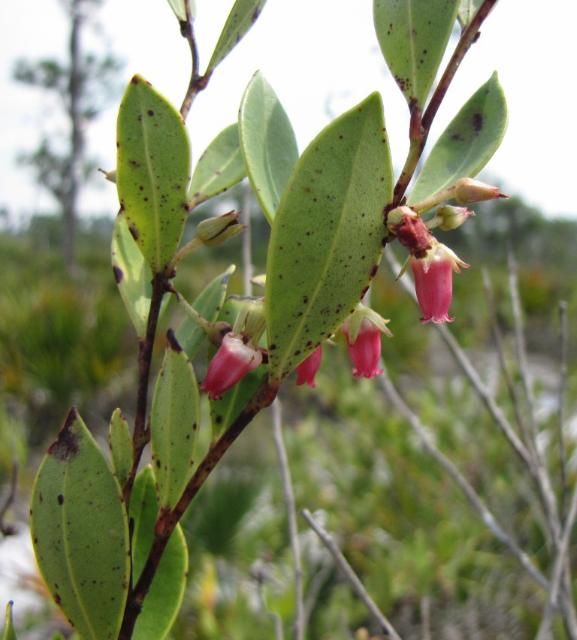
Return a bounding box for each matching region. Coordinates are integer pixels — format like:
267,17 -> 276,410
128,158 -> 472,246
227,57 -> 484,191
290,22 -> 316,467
166,329 -> 182,353
129,159 -> 141,168
57,494 -> 64,506
147,109 -> 154,117
112,265 -> 123,284
130,75 -> 139,85
472,112 -> 483,133
129,224 -> 140,240
48,408 -> 80,461
215,416 -> 223,425
54,593 -> 62,605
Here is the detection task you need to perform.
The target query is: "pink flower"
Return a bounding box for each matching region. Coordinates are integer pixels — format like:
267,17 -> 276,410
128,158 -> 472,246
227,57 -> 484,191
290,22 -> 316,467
201,332 -> 262,400
295,346 -> 323,387
411,243 -> 469,324
343,318 -> 384,379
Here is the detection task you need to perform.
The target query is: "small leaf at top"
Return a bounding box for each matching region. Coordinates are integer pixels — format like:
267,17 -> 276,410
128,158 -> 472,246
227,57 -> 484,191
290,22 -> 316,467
188,124 -> 246,208
206,0 -> 267,74
176,265 -> 236,358
408,72 -> 507,206
166,0 -> 195,22
150,339 -> 200,510
111,213 -> 153,338
2,602 -> 16,640
458,0 -> 483,28
116,75 -> 191,273
108,408 -> 133,488
239,71 -> 299,224
373,0 -> 459,108
30,409 -> 130,640
131,467 -> 188,640
265,93 -> 393,381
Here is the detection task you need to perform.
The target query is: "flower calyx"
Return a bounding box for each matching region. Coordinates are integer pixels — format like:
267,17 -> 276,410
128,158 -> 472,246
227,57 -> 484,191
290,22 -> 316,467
387,206 -> 433,258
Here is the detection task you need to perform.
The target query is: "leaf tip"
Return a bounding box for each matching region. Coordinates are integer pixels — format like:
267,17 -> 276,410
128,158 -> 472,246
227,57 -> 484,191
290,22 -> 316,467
166,329 -> 183,353
47,408 -> 80,461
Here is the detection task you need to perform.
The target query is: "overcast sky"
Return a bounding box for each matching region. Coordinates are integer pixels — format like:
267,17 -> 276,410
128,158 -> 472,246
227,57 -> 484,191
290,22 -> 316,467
1,1 -> 575,226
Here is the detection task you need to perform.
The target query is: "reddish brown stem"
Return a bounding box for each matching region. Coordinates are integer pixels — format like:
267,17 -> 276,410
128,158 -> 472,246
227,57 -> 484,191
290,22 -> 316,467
122,272 -> 167,506
118,380 -> 278,640
390,0 -> 499,210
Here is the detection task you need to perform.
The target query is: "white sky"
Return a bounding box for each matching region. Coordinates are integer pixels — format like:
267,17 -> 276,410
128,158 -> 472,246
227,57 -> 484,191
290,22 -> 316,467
1,1 -> 576,225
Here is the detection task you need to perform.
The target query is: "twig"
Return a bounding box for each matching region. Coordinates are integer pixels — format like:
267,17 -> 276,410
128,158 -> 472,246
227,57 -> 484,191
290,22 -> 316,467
179,1 -> 211,120
122,272 -> 167,506
378,364 -> 549,591
0,463 -> 18,537
118,380 -> 279,640
482,269 -> 532,446
536,480 -> 577,640
301,509 -> 403,640
271,399 -> 306,640
557,301 -> 569,519
390,0 -> 499,208
507,251 -> 562,545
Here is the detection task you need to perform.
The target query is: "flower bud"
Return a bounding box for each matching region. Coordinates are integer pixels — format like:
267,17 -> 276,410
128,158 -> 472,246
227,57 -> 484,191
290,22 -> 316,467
201,332 -> 262,400
295,345 -> 323,388
411,242 -> 469,324
454,178 -> 507,205
432,205 -> 475,231
196,211 -> 244,247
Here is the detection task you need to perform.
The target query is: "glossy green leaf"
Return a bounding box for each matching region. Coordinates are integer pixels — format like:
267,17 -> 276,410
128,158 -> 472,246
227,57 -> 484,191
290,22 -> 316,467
30,409 -> 130,640
176,265 -> 236,358
131,467 -> 188,640
108,408 -> 133,488
206,0 -> 267,73
111,213 -> 153,338
2,602 -> 16,640
151,340 -> 200,509
209,296 -> 267,439
408,72 -> 507,205
116,75 -> 191,273
458,0 -> 482,27
239,72 -> 298,224
373,0 -> 459,107
188,125 -> 246,208
266,93 -> 393,381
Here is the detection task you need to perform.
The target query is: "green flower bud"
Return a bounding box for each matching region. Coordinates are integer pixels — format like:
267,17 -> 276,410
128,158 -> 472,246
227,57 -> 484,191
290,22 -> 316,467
196,210 -> 244,247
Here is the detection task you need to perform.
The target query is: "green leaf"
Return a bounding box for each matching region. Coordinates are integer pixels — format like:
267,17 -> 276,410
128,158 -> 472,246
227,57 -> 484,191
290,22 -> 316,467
206,0 -> 267,74
175,265 -> 236,358
2,602 -> 16,640
188,125 -> 246,208
373,0 -> 459,107
166,0 -> 194,21
408,72 -> 507,205
209,296 -> 267,439
111,213 -> 153,338
458,0 -> 482,27
265,93 -> 393,381
108,408 -> 133,488
239,72 -> 299,224
150,339 -> 200,509
116,75 -> 191,273
131,467 -> 188,640
30,409 -> 130,640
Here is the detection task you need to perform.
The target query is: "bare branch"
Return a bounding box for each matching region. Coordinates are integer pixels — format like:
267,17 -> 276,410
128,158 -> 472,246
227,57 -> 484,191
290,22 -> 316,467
301,509 -> 403,640
377,364 -> 549,591
272,400 -> 306,640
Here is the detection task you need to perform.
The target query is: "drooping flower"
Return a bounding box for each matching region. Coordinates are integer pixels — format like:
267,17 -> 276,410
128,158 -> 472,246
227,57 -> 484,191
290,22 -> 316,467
342,305 -> 392,379
201,332 -> 262,400
411,242 -> 469,324
295,345 -> 323,387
